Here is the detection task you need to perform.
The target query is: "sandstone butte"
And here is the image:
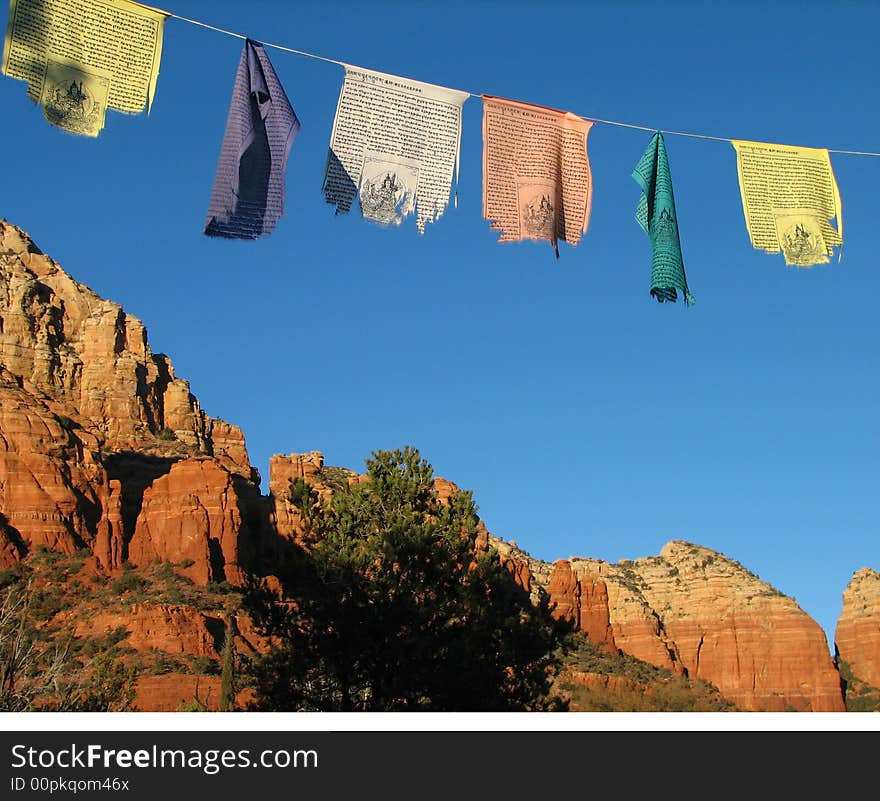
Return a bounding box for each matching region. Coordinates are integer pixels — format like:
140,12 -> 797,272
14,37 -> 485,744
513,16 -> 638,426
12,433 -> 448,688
835,568 -> 880,691
0,219 -> 874,711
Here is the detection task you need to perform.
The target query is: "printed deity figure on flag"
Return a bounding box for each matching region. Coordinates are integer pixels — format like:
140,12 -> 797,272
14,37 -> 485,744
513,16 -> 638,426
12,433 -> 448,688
323,66 -> 468,234
481,96 -> 594,258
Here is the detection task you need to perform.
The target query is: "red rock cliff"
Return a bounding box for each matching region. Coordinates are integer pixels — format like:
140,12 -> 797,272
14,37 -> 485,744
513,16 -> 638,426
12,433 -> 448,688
0,220 -> 262,582
128,459 -> 257,586
835,568 -> 880,691
537,542 -> 844,711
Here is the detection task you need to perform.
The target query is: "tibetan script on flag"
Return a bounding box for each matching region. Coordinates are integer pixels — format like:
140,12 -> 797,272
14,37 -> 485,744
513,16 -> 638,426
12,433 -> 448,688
1,0 -> 166,136
731,140 -> 843,267
482,96 -> 593,256
323,66 -> 469,233
632,131 -> 694,304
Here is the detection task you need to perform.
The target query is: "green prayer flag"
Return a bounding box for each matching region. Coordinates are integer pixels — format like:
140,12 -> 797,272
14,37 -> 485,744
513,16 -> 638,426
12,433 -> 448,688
632,132 -> 694,305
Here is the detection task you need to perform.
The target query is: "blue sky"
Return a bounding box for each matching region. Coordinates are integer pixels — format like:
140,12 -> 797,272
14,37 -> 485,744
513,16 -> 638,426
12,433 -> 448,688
2,0 -> 878,648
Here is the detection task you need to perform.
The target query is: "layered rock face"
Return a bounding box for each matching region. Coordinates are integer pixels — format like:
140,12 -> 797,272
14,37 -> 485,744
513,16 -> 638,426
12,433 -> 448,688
536,542 -> 844,711
454,533 -> 843,710
74,603 -> 268,659
835,568 -> 880,691
545,560 -> 616,650
0,220 -> 261,582
488,536 -> 847,711
0,222 -> 249,468
0,373 -> 105,555
75,604 -> 224,659
128,459 -> 257,586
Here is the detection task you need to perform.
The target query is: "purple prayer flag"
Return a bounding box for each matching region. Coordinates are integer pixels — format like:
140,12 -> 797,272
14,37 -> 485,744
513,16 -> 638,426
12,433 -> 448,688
204,40 -> 300,239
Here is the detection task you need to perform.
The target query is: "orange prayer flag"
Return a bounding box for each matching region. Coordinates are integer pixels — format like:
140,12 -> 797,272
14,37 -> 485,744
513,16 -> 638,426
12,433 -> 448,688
482,96 -> 594,257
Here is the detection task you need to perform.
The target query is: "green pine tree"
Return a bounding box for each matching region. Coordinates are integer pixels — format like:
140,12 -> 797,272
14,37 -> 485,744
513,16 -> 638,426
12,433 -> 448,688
248,446 -> 570,711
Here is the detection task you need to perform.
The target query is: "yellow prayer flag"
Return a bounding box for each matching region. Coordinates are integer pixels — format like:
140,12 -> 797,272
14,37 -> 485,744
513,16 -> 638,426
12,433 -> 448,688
2,0 -> 167,136
731,140 -> 843,267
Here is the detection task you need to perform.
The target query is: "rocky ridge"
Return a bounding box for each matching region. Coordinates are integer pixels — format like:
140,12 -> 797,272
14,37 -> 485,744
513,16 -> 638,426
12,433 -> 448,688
0,220 -> 876,711
487,538 -> 845,711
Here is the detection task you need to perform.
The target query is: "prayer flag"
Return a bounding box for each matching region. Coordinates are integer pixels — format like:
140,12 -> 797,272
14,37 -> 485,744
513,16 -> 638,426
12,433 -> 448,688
205,39 -> 300,239
323,66 -> 468,233
632,131 -> 694,304
482,96 -> 593,257
1,0 -> 167,137
731,140 -> 843,266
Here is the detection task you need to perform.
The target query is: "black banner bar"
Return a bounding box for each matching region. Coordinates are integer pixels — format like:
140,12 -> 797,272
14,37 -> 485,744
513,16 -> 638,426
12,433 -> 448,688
0,730 -> 868,797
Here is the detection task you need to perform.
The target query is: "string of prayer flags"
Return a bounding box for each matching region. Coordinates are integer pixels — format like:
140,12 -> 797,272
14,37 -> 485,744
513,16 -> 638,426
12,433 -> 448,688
204,39 -> 300,239
2,0 -> 868,282
632,131 -> 694,305
323,66 -> 468,233
731,140 -> 843,267
481,96 -> 593,258
1,0 -> 167,137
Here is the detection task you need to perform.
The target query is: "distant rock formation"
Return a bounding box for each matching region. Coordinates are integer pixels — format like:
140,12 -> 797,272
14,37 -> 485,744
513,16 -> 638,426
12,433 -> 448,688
0,219 -> 866,711
835,568 -> 880,702
481,538 -> 844,711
